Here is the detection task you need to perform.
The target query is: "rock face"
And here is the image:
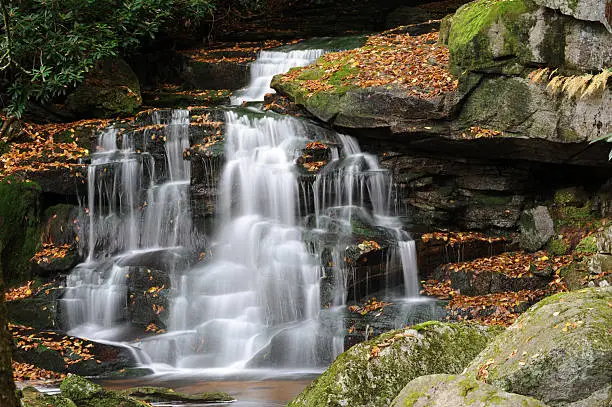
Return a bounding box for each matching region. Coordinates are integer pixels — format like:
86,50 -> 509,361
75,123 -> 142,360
390,374 -> 550,407
519,206 -> 555,251
465,287 -> 612,406
532,0 -> 612,31
0,179 -> 41,285
448,0 -> 612,73
288,321 -> 501,407
66,57 -> 142,118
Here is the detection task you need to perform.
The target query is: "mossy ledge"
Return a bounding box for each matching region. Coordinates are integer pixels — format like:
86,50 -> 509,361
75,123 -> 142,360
288,321 -> 501,407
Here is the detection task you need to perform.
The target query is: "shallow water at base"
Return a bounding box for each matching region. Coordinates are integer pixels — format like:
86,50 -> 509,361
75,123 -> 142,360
99,376 -> 316,407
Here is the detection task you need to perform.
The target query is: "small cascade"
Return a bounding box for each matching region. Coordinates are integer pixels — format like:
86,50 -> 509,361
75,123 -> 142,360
62,110 -> 196,339
142,112 -> 328,369
230,49 -> 325,104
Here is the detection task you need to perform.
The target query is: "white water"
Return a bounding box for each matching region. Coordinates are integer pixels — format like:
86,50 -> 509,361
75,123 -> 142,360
143,112 -> 326,369
63,45 -> 422,374
230,49 -> 325,104
62,110 -> 195,338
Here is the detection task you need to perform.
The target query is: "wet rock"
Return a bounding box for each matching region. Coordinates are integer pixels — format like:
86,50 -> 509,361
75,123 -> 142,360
60,374 -> 148,407
448,268 -> 549,296
465,287 -> 612,406
65,57 -> 142,118
519,206 -> 554,251
126,266 -> 170,330
12,326 -> 138,376
288,321 -> 501,407
6,284 -> 64,330
182,60 -> 250,90
121,387 -> 233,404
390,374 -> 549,407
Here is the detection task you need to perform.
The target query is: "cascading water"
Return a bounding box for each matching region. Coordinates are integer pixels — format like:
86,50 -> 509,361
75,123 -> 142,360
63,42 -> 426,375
230,49 -> 325,104
62,110 -> 197,339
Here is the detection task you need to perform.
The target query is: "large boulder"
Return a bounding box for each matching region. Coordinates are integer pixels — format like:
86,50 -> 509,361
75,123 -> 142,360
390,374 -> 550,407
288,321 -> 501,407
65,57 -> 142,118
465,287 -> 612,406
519,206 -> 554,251
448,0 -> 612,73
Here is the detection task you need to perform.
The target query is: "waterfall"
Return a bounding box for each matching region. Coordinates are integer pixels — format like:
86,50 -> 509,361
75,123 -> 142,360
230,49 -> 325,104
63,43 -> 422,373
62,110 -> 196,339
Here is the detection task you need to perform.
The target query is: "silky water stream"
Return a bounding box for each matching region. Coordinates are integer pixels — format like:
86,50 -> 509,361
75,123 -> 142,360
61,44 -> 442,405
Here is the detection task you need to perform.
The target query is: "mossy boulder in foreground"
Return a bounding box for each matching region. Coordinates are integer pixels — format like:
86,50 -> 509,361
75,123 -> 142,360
59,374 -> 148,407
288,321 -> 501,407
390,374 -> 549,407
465,287 -> 612,406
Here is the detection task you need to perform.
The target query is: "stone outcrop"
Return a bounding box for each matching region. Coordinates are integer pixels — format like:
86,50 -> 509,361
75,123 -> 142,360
390,374 -> 550,407
65,57 -> 142,118
519,206 -> 555,251
288,321 -> 500,407
465,287 -> 612,406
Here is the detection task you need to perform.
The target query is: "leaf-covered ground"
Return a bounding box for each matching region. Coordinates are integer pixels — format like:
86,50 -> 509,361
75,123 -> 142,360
277,30 -> 457,98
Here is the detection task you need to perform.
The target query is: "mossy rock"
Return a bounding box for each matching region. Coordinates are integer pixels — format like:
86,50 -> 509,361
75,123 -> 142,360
121,387 -> 233,403
60,374 -> 104,402
447,0 -> 563,74
390,374 -> 549,407
465,287 -> 612,406
20,386 -> 77,407
65,57 -> 142,118
288,321 -> 501,407
59,375 -> 148,407
0,178 -> 42,285
575,235 -> 598,254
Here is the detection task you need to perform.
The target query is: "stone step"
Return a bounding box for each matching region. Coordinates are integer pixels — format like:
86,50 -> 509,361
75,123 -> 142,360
434,251 -> 573,296
417,231 -> 516,279
445,289 -> 550,326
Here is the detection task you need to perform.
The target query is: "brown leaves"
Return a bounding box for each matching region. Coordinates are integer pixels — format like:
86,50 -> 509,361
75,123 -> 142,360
0,118 -> 95,180
447,251 -> 573,278
13,361 -> 65,382
357,240 -> 382,255
183,39 -> 302,64
279,31 -> 457,99
348,297 -> 391,316
5,281 -> 36,301
10,324 -> 99,373
421,231 -> 508,246
31,243 -> 72,264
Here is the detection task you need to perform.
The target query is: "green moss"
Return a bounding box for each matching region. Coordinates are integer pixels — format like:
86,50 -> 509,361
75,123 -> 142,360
547,237 -> 568,255
0,178 -> 41,285
555,202 -> 594,227
472,192 -> 513,206
448,0 -> 535,73
288,322 -> 500,407
575,236 -> 597,254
